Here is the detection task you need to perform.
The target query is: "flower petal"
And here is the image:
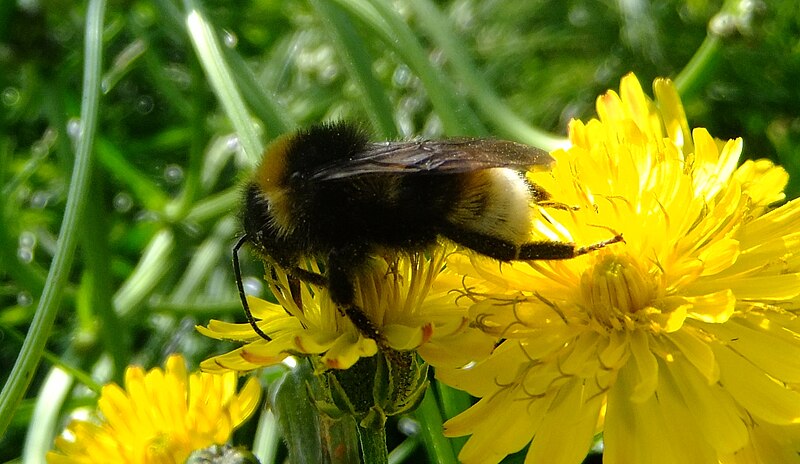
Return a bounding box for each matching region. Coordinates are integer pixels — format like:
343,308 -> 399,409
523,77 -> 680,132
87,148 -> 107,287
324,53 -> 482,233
49,356 -> 260,463
319,334 -> 377,369
684,289 -> 736,323
714,344 -> 800,424
382,322 -> 430,350
436,341 -> 526,397
449,387 -> 550,464
703,314 -> 800,383
653,77 -> 691,152
605,361 -> 717,464
524,379 -> 603,464
628,331 -> 658,402
688,273 -> 800,301
665,357 -> 748,453
666,326 -> 719,383
418,326 -> 496,369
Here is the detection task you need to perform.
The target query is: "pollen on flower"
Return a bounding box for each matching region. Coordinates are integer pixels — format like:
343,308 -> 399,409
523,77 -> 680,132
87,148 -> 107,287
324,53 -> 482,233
145,432 -> 184,462
580,253 -> 660,331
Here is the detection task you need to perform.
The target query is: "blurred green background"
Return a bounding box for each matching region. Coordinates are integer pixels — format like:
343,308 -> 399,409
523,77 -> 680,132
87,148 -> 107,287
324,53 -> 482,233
1,0 -> 799,462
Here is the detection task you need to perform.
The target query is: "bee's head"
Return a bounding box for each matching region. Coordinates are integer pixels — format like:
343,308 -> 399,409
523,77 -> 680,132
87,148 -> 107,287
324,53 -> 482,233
240,181 -> 296,261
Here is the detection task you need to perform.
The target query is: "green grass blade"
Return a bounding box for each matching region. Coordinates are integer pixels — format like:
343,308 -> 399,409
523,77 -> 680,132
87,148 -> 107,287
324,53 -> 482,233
183,0 -> 263,165
0,0 -> 106,436
407,0 -> 565,150
312,0 -> 398,139
334,0 -> 485,136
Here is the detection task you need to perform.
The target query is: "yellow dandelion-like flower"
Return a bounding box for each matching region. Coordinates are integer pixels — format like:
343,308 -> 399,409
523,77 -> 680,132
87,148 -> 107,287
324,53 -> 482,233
199,246 -> 494,373
437,73 -> 800,464
47,354 -> 261,464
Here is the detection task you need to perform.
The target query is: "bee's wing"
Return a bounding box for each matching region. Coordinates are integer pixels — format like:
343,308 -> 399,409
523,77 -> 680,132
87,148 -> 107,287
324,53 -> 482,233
308,139 -> 554,181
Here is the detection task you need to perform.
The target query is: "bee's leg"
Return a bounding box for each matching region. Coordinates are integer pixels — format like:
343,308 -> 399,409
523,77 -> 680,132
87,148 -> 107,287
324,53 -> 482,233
290,267 -> 328,287
529,183 -> 552,202
285,276 -> 301,312
444,227 -> 623,261
261,262 -> 327,312
536,201 -> 580,211
327,247 -> 385,345
518,234 -> 624,259
528,184 -> 580,211
233,235 -> 272,341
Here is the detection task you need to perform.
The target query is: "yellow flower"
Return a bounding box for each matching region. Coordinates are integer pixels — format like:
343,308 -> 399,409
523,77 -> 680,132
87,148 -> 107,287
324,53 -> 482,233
199,247 -> 494,373
437,73 -> 800,464
47,354 -> 261,464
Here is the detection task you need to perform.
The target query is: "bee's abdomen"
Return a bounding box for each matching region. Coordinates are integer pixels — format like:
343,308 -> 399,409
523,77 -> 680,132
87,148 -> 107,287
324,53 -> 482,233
445,168 -> 532,244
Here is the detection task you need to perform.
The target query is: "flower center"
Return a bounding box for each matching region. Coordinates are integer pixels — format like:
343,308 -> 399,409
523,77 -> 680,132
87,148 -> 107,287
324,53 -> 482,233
144,432 -> 186,464
580,254 -> 657,330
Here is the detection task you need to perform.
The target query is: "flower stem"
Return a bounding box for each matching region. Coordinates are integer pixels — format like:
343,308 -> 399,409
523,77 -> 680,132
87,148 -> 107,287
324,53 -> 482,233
674,34 -> 721,100
357,421 -> 389,464
414,388 -> 458,464
675,0 -> 752,99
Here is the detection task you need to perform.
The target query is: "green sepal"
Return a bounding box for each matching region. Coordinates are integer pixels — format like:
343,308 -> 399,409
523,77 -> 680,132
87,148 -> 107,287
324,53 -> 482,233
313,349 -> 430,426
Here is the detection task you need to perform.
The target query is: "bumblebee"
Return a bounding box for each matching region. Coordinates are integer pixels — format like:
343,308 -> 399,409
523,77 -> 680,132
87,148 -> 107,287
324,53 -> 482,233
235,122 -> 622,342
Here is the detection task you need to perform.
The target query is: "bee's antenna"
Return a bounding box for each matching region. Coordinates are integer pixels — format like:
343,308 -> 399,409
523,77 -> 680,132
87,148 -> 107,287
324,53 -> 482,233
233,235 -> 272,341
